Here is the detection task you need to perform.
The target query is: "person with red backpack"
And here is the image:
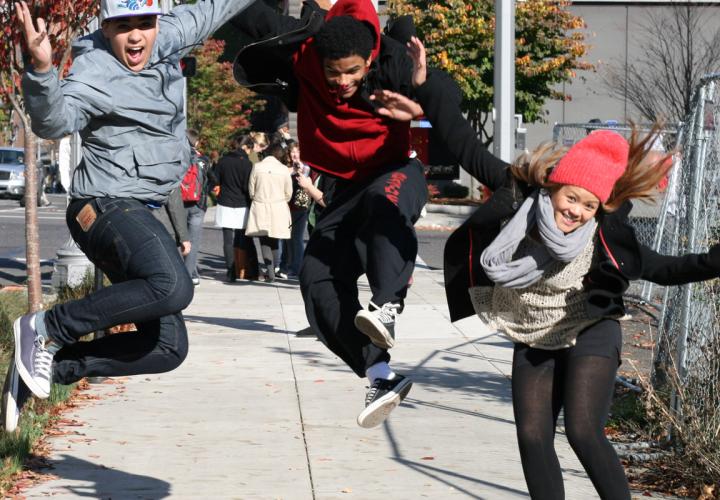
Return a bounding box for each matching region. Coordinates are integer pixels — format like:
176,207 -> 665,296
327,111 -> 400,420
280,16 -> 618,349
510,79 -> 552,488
183,129 -> 211,286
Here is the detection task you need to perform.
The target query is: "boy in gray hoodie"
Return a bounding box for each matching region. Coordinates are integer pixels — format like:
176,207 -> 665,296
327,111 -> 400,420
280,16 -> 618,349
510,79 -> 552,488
1,0 -> 255,433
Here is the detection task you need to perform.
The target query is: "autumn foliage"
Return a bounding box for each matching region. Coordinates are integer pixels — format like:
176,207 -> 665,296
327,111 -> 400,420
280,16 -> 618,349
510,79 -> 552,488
387,0 -> 592,144
186,38 -> 264,159
0,0 -> 99,109
0,0 -> 98,311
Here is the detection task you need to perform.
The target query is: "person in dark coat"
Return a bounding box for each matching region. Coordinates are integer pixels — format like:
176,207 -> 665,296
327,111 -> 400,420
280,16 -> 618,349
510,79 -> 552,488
212,135 -> 257,281
372,37 -> 720,500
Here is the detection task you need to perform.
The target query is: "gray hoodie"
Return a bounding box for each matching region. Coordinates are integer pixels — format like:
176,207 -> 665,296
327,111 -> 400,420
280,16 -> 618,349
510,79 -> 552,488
22,0 -> 255,203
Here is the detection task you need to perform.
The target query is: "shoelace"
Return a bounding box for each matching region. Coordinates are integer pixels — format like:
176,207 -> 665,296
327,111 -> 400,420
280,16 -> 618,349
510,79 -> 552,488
364,379 -> 383,405
33,337 -> 54,382
371,302 -> 401,325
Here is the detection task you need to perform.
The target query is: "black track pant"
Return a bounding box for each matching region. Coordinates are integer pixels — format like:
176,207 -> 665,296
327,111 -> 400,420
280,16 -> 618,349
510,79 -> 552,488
300,160 -> 427,377
511,319 -> 630,500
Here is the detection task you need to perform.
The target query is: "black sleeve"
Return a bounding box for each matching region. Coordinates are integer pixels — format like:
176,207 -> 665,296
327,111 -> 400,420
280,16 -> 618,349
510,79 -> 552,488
208,161 -> 221,188
239,158 -> 253,198
415,71 -> 510,191
164,187 -> 189,244
640,243 -> 720,285
372,36 -> 414,98
229,0 -> 308,42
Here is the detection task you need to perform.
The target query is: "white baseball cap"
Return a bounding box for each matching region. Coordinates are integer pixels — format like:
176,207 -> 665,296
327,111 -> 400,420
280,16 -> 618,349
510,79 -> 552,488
101,0 -> 163,22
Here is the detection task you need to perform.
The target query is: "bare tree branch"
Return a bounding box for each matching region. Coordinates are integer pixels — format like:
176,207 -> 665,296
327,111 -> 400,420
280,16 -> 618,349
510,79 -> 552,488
601,2 -> 720,124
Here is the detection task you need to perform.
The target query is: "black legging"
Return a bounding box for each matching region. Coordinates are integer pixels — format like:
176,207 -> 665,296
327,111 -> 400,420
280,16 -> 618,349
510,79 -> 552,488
222,228 -> 254,270
511,319 -> 630,500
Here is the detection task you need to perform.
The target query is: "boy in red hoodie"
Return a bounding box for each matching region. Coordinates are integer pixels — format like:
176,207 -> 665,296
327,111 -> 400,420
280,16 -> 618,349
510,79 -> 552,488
233,0 -> 439,427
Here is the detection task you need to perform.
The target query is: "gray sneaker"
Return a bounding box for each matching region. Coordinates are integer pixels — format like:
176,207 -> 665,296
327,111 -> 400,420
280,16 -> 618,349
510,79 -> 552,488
354,302 -> 401,349
1,357 -> 32,432
356,375 -> 412,428
13,314 -> 53,399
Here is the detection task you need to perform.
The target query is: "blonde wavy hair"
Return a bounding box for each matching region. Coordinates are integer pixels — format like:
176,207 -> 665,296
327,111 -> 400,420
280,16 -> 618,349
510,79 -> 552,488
249,131 -> 269,151
509,123 -> 674,213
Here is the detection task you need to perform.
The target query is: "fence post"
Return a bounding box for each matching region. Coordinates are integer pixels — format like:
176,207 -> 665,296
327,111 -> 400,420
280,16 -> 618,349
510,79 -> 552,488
678,81 -> 711,382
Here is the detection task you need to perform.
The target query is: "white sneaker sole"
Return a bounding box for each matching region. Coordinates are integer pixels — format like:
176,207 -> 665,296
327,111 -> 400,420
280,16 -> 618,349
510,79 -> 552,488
354,310 -> 395,349
2,364 -> 20,432
14,317 -> 50,399
356,378 -> 412,429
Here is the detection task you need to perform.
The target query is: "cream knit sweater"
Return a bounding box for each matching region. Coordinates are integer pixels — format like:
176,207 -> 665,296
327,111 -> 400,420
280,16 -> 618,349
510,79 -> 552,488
470,232 -> 597,349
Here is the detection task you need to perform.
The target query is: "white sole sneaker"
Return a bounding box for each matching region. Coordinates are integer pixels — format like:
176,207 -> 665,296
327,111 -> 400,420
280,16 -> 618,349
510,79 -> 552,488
356,377 -> 412,428
354,310 -> 395,349
2,363 -> 21,432
14,315 -> 51,399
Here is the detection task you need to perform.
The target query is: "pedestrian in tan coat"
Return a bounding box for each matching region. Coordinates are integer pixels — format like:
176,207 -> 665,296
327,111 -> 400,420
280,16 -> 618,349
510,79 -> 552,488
246,142 -> 293,281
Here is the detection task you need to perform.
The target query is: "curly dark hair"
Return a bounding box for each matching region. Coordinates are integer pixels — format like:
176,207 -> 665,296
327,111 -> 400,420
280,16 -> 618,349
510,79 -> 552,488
314,16 -> 375,61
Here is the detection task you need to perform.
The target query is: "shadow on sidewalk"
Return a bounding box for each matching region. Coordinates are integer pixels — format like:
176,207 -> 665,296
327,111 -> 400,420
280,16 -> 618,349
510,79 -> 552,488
184,315 -> 289,334
31,454 -> 171,498
281,337 -> 515,408
384,422 -> 527,499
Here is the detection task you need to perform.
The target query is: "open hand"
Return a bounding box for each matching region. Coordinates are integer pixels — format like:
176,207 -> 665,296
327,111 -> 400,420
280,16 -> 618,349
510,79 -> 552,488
407,36 -> 427,87
371,89 -> 424,122
15,1 -> 54,73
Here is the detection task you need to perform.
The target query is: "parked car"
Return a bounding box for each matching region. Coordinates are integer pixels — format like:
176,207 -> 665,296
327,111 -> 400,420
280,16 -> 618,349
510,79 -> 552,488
0,146 -> 45,204
0,147 -> 27,199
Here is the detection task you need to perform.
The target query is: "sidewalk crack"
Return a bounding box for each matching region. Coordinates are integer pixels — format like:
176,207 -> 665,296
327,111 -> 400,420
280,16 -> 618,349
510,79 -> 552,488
276,287 -> 316,500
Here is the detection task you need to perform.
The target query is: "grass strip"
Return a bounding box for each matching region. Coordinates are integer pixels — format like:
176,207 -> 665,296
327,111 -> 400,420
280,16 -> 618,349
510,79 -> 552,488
0,288 -> 80,496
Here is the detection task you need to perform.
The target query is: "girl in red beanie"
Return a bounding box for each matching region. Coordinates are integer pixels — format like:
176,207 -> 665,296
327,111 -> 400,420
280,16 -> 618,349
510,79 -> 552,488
372,38 -> 720,500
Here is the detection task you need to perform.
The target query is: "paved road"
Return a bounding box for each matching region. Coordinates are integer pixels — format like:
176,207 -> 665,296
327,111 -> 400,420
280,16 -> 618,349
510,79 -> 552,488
0,201 -> 450,287
0,194 -> 68,287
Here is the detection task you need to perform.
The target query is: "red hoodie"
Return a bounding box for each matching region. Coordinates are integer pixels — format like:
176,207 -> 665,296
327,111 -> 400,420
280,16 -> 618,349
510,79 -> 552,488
292,0 -> 411,181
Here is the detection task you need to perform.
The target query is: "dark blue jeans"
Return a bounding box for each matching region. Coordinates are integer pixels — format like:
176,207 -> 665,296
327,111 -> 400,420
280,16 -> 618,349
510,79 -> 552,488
280,210 -> 308,275
45,198 -> 193,385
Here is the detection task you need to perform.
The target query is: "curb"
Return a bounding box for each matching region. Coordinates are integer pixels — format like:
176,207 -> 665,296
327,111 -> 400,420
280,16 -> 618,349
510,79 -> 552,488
415,224 -> 456,232
425,203 -> 477,216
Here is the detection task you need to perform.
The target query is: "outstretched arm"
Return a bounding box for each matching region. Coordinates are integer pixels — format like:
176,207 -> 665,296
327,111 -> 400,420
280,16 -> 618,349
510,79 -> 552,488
158,0 -> 259,58
640,243 -> 720,285
409,37 -> 510,191
19,2 -> 112,138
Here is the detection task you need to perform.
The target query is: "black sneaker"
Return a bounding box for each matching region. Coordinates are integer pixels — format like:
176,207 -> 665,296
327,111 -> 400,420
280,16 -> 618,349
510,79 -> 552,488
354,302 -> 401,349
356,375 -> 412,428
2,357 -> 32,432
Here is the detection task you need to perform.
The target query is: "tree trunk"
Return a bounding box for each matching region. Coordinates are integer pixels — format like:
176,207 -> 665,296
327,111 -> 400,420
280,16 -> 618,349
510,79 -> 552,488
23,126 -> 42,312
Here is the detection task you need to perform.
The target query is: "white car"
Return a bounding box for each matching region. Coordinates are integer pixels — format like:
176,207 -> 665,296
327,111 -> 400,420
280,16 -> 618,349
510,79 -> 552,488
0,147 -> 27,199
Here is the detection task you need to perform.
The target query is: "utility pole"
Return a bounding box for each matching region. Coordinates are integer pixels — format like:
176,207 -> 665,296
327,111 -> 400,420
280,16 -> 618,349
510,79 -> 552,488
493,0 -> 516,162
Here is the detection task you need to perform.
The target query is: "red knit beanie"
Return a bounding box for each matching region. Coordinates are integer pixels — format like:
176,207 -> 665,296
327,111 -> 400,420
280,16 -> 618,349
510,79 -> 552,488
548,130 -> 629,203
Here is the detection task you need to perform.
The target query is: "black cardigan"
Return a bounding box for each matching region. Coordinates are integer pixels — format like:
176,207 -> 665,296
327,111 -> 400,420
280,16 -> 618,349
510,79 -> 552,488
415,72 -> 720,322
212,149 -> 253,208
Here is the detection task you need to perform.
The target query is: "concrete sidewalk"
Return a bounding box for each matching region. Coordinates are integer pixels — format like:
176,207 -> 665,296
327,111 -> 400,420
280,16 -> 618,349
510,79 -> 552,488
20,258 -> 605,499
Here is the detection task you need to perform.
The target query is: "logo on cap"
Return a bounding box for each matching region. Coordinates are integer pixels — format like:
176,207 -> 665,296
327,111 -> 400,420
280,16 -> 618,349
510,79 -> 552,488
118,0 -> 154,9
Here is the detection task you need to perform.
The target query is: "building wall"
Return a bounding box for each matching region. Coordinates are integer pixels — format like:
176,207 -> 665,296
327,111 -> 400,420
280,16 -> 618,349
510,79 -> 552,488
526,2 -> 720,148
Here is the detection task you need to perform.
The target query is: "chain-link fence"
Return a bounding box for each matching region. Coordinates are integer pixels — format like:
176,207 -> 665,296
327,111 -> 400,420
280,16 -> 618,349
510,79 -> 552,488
553,123 -> 680,302
649,75 -> 720,478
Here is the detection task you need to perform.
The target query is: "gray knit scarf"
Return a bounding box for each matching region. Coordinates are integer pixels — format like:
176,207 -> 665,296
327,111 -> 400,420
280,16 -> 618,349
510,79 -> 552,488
480,189 -> 597,289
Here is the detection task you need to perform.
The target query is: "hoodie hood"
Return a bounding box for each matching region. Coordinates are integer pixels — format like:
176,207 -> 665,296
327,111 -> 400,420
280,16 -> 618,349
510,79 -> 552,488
325,0 -> 381,62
